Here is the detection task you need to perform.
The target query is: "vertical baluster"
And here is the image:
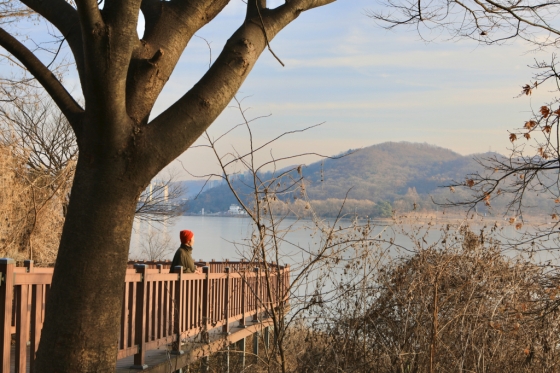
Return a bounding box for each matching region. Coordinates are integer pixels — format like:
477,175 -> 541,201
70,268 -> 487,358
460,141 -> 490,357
148,280 -> 159,341
15,282 -> 29,373
186,279 -> 191,333
156,264 -> 163,340
240,271 -> 246,328
0,259 -> 14,373
253,267 -> 260,322
162,280 -> 168,338
120,280 -> 129,350
128,282 -> 135,349
223,267 -> 230,334
132,264 -> 148,369
30,283 -> 42,373
202,266 -> 210,341
171,266 -> 184,354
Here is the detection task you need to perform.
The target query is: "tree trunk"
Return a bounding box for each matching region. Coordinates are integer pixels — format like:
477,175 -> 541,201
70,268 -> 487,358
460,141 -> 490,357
34,154 -> 142,372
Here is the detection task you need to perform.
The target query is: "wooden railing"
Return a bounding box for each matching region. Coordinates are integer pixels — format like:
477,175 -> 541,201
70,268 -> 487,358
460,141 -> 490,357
0,258 -> 290,372
127,259 -> 282,274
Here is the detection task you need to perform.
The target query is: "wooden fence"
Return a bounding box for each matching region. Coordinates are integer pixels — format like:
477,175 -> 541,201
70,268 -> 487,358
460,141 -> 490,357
0,258 -> 290,372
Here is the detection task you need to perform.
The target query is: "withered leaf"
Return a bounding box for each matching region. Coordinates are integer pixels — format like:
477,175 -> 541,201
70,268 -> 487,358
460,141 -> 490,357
509,133 -> 517,142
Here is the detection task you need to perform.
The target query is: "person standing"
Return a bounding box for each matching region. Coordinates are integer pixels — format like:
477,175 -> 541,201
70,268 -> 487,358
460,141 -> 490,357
170,229 -> 200,273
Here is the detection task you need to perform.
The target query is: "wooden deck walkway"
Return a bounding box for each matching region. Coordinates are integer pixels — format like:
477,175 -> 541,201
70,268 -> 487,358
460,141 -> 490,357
0,259 -> 289,372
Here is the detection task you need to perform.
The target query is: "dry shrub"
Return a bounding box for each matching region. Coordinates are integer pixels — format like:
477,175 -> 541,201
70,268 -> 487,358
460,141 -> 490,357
294,226 -> 560,373
0,141 -> 72,266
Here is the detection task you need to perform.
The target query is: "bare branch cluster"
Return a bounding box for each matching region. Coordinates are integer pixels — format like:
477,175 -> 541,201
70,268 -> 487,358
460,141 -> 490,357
370,0 -> 560,47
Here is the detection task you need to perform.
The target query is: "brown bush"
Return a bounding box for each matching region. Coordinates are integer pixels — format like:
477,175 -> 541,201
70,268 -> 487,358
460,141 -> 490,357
0,141 -> 71,266
293,226 -> 560,373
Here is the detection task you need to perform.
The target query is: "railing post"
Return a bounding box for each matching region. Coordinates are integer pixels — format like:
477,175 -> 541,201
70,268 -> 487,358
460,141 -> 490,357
172,266 -> 184,354
0,259 -> 14,373
202,266 -> 210,342
23,260 -> 33,273
253,267 -> 260,322
239,270 -> 246,328
264,326 -> 270,350
222,267 -> 230,334
132,264 -> 148,370
284,265 -> 290,306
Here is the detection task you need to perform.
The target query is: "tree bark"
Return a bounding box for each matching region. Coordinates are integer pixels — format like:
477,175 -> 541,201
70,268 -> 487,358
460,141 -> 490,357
34,153 -> 142,372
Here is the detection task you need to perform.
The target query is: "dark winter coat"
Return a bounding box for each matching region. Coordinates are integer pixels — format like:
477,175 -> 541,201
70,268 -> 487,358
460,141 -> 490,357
170,244 -> 196,273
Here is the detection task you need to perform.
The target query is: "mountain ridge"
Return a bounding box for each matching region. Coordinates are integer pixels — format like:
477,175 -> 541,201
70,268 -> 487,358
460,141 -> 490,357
183,142 -> 514,217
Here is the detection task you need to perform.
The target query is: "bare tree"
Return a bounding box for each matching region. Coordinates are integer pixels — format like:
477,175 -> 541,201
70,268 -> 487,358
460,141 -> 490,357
0,0 -> 338,370
135,229 -> 174,261
0,95 -> 77,175
186,99 -> 397,373
431,55 -> 560,250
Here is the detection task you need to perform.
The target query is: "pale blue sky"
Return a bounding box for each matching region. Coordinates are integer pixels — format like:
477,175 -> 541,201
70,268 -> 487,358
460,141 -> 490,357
5,0 -> 558,179
157,0 -> 558,178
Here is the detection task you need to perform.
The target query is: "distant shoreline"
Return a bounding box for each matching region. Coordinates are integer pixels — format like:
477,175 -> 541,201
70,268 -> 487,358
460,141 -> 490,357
182,212 -> 554,227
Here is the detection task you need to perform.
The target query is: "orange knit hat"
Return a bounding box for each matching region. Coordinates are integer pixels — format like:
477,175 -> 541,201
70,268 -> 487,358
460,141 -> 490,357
180,230 -> 194,245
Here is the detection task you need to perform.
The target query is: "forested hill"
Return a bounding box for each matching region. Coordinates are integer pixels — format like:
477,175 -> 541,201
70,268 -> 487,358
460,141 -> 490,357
301,142 -> 469,201
185,142 -> 511,217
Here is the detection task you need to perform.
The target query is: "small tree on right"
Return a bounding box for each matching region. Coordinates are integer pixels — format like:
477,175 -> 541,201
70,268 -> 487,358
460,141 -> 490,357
372,0 -> 560,240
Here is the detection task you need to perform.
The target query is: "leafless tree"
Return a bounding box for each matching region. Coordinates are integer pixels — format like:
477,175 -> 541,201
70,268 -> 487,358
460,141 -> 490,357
184,99 -> 399,373
430,55 -> 560,250
135,172 -> 186,223
135,229 -> 174,261
0,0 -> 338,369
0,93 -> 77,174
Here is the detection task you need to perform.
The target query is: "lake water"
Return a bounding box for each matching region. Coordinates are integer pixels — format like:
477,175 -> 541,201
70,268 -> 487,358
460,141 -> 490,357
129,215 -> 555,263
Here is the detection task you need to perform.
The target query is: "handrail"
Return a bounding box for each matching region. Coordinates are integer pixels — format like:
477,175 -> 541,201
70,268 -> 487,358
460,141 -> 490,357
0,259 -> 290,371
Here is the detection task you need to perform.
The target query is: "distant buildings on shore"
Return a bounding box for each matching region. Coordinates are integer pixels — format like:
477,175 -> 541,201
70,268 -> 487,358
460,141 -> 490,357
197,204 -> 246,216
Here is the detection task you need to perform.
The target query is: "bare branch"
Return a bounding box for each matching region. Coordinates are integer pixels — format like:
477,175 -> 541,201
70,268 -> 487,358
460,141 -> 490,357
0,27 -> 83,130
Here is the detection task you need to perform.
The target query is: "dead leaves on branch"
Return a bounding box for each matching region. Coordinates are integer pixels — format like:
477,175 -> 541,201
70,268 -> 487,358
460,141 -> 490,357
521,83 -> 535,96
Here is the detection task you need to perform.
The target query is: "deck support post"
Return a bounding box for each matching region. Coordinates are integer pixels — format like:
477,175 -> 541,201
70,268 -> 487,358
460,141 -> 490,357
132,264 -> 148,369
264,326 -> 270,350
200,356 -> 209,372
253,331 -> 259,364
223,344 -> 230,373
237,337 -> 246,369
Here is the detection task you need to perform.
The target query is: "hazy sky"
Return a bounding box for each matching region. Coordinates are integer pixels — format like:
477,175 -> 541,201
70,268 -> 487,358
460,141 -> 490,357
8,0 -> 558,180
149,0 -> 558,179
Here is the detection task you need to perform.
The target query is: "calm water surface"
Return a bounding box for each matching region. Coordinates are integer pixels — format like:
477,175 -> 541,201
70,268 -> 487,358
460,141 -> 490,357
129,215 -> 548,262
